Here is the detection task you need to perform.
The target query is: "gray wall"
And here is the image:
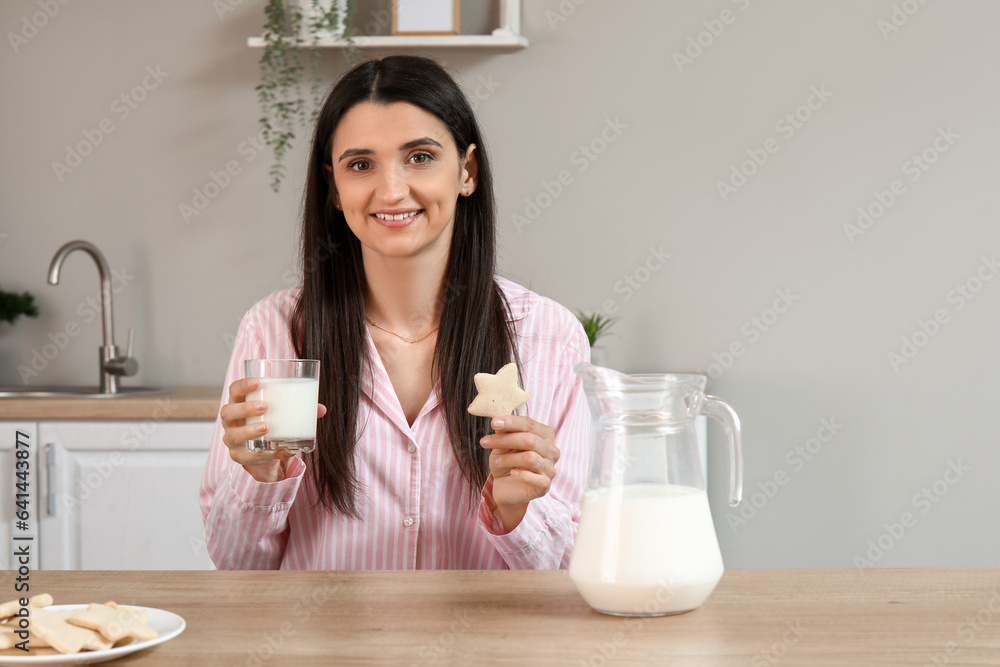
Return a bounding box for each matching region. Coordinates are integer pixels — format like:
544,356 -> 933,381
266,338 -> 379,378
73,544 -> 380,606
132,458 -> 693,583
2,1 -> 997,568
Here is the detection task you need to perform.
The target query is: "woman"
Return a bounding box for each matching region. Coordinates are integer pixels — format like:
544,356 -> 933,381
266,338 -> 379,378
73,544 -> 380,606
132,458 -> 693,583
200,55 -> 590,570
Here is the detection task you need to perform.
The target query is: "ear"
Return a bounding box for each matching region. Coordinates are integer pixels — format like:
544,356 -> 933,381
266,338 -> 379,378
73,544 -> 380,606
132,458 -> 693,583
459,144 -> 478,197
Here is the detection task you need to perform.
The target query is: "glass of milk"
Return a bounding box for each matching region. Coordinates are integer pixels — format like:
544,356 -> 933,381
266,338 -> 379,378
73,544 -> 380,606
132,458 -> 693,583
243,359 -> 320,454
569,364 -> 744,617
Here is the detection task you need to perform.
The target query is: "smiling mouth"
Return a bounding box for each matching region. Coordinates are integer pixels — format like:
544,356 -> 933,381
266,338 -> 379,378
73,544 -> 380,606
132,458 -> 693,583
373,210 -> 423,221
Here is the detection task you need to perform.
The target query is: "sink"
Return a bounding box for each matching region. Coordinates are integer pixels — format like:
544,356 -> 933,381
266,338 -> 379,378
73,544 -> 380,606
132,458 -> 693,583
0,386 -> 170,399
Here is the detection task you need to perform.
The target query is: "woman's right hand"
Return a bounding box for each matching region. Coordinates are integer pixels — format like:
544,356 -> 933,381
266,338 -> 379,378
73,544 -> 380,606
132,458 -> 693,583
220,377 -> 327,483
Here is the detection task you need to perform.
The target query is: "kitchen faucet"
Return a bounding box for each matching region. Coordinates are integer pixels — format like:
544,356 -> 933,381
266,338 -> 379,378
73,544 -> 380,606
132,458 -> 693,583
47,240 -> 138,394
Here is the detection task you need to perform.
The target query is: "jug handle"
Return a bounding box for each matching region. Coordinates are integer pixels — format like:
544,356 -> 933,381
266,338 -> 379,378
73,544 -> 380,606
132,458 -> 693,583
701,396 -> 744,506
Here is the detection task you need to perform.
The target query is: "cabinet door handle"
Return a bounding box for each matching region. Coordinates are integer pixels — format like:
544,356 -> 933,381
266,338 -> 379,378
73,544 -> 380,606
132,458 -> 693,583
44,443 -> 57,517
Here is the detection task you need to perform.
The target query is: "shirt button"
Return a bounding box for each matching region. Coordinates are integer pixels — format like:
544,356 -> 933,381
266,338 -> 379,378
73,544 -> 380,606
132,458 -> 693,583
407,441 -> 417,453
403,515 -> 414,527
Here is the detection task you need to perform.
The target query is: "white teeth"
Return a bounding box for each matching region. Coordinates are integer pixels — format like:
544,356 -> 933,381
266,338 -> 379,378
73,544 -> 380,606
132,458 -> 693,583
375,211 -> 419,221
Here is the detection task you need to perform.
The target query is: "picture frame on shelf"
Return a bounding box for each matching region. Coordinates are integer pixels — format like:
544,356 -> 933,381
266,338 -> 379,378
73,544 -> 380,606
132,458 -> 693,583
392,0 -> 460,36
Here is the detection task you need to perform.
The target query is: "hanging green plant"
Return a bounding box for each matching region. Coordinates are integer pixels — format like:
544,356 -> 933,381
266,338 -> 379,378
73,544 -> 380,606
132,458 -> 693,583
0,285 -> 39,326
257,0 -> 355,192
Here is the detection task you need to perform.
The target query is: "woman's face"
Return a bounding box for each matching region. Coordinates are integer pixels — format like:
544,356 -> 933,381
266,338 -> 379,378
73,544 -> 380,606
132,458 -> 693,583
329,101 -> 477,262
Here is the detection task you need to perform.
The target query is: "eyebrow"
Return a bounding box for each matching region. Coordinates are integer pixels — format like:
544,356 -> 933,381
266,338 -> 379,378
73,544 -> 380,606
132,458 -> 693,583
337,137 -> 444,163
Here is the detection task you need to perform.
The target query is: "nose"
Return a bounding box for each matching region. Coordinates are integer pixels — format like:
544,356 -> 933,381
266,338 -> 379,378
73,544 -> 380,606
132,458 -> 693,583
374,163 -> 408,203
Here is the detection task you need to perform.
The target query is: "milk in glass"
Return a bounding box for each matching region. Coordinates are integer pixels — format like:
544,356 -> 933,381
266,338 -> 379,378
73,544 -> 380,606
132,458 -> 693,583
246,377 -> 320,440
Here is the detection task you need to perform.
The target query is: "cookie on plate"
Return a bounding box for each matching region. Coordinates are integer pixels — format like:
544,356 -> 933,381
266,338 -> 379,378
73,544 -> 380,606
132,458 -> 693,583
30,607 -> 112,654
69,603 -> 157,644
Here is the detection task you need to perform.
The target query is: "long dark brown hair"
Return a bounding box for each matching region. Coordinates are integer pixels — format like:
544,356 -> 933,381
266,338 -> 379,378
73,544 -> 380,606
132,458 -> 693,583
291,55 -> 517,518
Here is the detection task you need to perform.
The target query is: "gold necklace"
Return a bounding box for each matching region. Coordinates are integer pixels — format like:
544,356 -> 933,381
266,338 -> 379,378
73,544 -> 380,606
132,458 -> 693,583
365,315 -> 439,344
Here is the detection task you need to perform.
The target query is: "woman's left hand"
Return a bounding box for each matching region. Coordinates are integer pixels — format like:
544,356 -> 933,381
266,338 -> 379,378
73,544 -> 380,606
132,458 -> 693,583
480,415 -> 559,532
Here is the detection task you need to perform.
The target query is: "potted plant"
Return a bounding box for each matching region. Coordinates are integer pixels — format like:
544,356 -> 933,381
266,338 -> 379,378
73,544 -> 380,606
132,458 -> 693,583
576,310 -> 617,367
0,285 -> 39,327
258,0 -> 354,191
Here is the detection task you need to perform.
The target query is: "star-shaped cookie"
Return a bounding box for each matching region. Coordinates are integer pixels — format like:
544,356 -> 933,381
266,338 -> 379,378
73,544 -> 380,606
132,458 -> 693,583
467,362 -> 529,418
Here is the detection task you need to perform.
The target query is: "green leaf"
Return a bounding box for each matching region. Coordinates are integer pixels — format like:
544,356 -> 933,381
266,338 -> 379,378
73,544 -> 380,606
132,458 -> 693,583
256,0 -> 356,191
0,285 -> 39,325
575,310 -> 618,347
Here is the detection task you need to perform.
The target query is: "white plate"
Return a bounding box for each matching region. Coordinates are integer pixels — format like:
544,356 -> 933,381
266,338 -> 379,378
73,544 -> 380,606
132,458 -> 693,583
0,604 -> 185,665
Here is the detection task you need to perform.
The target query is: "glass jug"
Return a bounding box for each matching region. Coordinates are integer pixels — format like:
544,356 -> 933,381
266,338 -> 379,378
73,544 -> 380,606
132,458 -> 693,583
568,364 -> 744,617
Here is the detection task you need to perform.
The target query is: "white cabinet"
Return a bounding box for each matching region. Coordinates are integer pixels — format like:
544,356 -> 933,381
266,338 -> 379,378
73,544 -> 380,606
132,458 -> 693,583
25,421 -> 216,570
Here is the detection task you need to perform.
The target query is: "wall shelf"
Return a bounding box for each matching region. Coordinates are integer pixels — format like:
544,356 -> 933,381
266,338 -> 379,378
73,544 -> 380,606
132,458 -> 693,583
247,33 -> 527,50
248,1 -> 526,51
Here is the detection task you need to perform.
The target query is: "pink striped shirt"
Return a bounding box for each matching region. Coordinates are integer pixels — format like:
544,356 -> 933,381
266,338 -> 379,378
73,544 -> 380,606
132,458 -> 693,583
199,277 -> 590,570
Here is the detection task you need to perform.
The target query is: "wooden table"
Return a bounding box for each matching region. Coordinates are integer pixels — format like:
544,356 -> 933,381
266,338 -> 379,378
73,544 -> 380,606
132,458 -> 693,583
9,569 -> 1000,665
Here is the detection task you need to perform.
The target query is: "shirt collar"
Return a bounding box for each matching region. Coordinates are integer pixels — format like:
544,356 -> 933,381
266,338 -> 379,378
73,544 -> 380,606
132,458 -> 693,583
496,275 -> 536,323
